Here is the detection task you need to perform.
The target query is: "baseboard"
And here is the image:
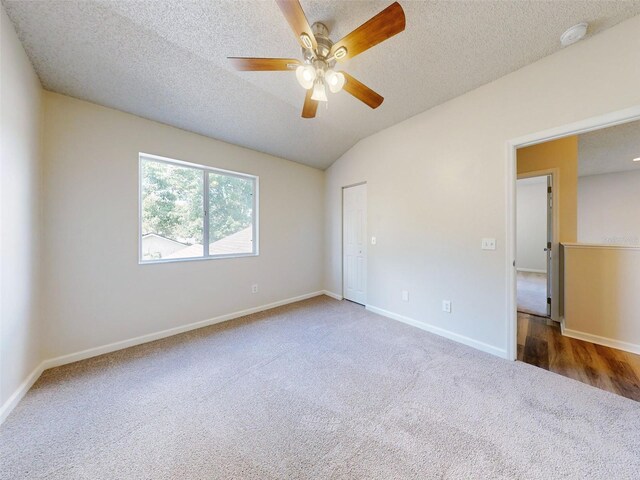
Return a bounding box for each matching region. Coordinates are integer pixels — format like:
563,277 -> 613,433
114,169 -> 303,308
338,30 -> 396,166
43,291 -> 327,370
1,290 -> 327,425
560,322 -> 640,355
365,305 -> 508,359
322,290 -> 343,301
0,361 -> 47,425
516,268 -> 547,274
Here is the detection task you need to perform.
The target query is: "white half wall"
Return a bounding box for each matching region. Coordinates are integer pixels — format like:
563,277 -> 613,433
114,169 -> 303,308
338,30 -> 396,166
0,7 -> 43,411
516,179 -> 547,273
40,92 -> 325,359
578,170 -> 640,246
324,15 -> 640,355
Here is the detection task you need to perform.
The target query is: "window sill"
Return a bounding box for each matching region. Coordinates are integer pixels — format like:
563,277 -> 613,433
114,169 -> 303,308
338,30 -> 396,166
139,252 -> 259,265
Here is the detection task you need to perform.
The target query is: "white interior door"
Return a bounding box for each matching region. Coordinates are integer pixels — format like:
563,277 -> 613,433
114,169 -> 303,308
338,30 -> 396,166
343,184 -> 367,305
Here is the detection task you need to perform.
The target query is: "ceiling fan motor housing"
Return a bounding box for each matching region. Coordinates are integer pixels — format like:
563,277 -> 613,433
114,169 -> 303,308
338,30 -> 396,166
303,22 -> 333,61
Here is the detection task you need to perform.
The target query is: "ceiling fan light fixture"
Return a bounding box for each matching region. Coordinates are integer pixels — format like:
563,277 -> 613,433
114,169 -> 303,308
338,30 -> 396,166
333,46 -> 348,60
231,1 -> 405,118
300,33 -> 313,50
311,80 -> 328,102
295,65 -> 316,89
325,69 -> 345,93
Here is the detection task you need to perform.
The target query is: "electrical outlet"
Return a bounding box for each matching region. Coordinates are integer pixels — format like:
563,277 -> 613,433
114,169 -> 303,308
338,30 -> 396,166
401,290 -> 409,302
251,284 -> 258,294
442,300 -> 452,313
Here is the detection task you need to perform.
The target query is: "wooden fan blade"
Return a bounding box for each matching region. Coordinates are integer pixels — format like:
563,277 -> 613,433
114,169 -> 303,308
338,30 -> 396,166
276,0 -> 317,50
302,89 -> 318,118
330,2 -> 405,62
228,57 -> 300,71
341,72 -> 384,109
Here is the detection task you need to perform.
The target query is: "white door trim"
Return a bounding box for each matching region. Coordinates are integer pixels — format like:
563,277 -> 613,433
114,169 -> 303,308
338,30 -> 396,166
505,105 -> 640,361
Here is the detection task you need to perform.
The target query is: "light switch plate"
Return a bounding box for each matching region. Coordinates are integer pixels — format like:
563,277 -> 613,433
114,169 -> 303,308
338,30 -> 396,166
371,236 -> 377,245
481,238 -> 496,250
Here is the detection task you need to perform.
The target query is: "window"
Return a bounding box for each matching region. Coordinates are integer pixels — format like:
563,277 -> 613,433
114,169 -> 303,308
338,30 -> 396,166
139,153 -> 258,263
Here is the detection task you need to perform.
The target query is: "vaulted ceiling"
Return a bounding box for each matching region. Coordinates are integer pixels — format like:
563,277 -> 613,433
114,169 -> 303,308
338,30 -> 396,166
4,1 -> 640,169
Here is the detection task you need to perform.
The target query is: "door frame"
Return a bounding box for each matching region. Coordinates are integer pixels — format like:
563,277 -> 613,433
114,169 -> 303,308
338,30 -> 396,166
516,170 -> 559,320
505,105 -> 640,361
342,181 -> 367,303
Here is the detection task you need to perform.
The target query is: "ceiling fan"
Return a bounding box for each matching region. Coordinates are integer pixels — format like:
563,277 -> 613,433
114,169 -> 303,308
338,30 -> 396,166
228,1 -> 406,119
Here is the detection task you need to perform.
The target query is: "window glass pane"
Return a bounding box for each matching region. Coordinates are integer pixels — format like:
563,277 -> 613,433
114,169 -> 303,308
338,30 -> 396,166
208,172 -> 254,255
141,160 -> 204,260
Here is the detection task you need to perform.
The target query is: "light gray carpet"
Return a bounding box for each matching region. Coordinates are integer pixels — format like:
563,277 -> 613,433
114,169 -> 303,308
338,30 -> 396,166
517,271 -> 548,317
1,296 -> 639,479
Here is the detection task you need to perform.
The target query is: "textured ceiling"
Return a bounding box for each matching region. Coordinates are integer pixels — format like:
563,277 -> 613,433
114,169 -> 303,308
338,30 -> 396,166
578,120 -> 640,177
4,1 -> 640,169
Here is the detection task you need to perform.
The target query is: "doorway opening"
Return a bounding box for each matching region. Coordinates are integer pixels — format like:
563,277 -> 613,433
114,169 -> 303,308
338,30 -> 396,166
342,183 -> 367,305
516,174 -> 553,318
508,110 -> 640,402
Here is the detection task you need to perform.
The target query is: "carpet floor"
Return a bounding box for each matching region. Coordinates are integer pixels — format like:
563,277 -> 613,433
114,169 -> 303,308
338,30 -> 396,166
517,271 -> 548,317
1,296 -> 639,479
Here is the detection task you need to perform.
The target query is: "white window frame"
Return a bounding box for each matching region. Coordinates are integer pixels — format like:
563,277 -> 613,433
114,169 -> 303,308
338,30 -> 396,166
138,152 -> 259,264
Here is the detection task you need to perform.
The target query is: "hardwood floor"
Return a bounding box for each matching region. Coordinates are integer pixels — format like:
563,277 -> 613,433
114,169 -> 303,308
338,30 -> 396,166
517,312 -> 640,401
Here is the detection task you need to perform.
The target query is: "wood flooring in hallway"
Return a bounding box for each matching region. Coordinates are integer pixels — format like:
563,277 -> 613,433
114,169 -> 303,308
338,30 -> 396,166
517,312 -> 640,401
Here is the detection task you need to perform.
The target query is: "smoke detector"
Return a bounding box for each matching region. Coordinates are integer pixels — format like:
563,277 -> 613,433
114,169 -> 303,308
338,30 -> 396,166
560,23 -> 588,47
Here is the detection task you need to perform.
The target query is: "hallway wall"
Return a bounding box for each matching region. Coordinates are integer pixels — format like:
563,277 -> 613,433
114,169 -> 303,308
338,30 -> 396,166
516,179 -> 548,273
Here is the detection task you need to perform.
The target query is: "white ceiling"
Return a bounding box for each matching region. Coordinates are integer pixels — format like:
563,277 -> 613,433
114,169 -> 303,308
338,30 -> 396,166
4,1 -> 640,169
578,120 -> 640,177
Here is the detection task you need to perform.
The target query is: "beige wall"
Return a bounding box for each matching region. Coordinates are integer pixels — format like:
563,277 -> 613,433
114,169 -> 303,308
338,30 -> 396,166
324,16 -> 640,356
578,170 -> 640,246
0,8 -> 43,413
563,244 -> 640,353
517,136 -> 578,243
41,92 -> 325,359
